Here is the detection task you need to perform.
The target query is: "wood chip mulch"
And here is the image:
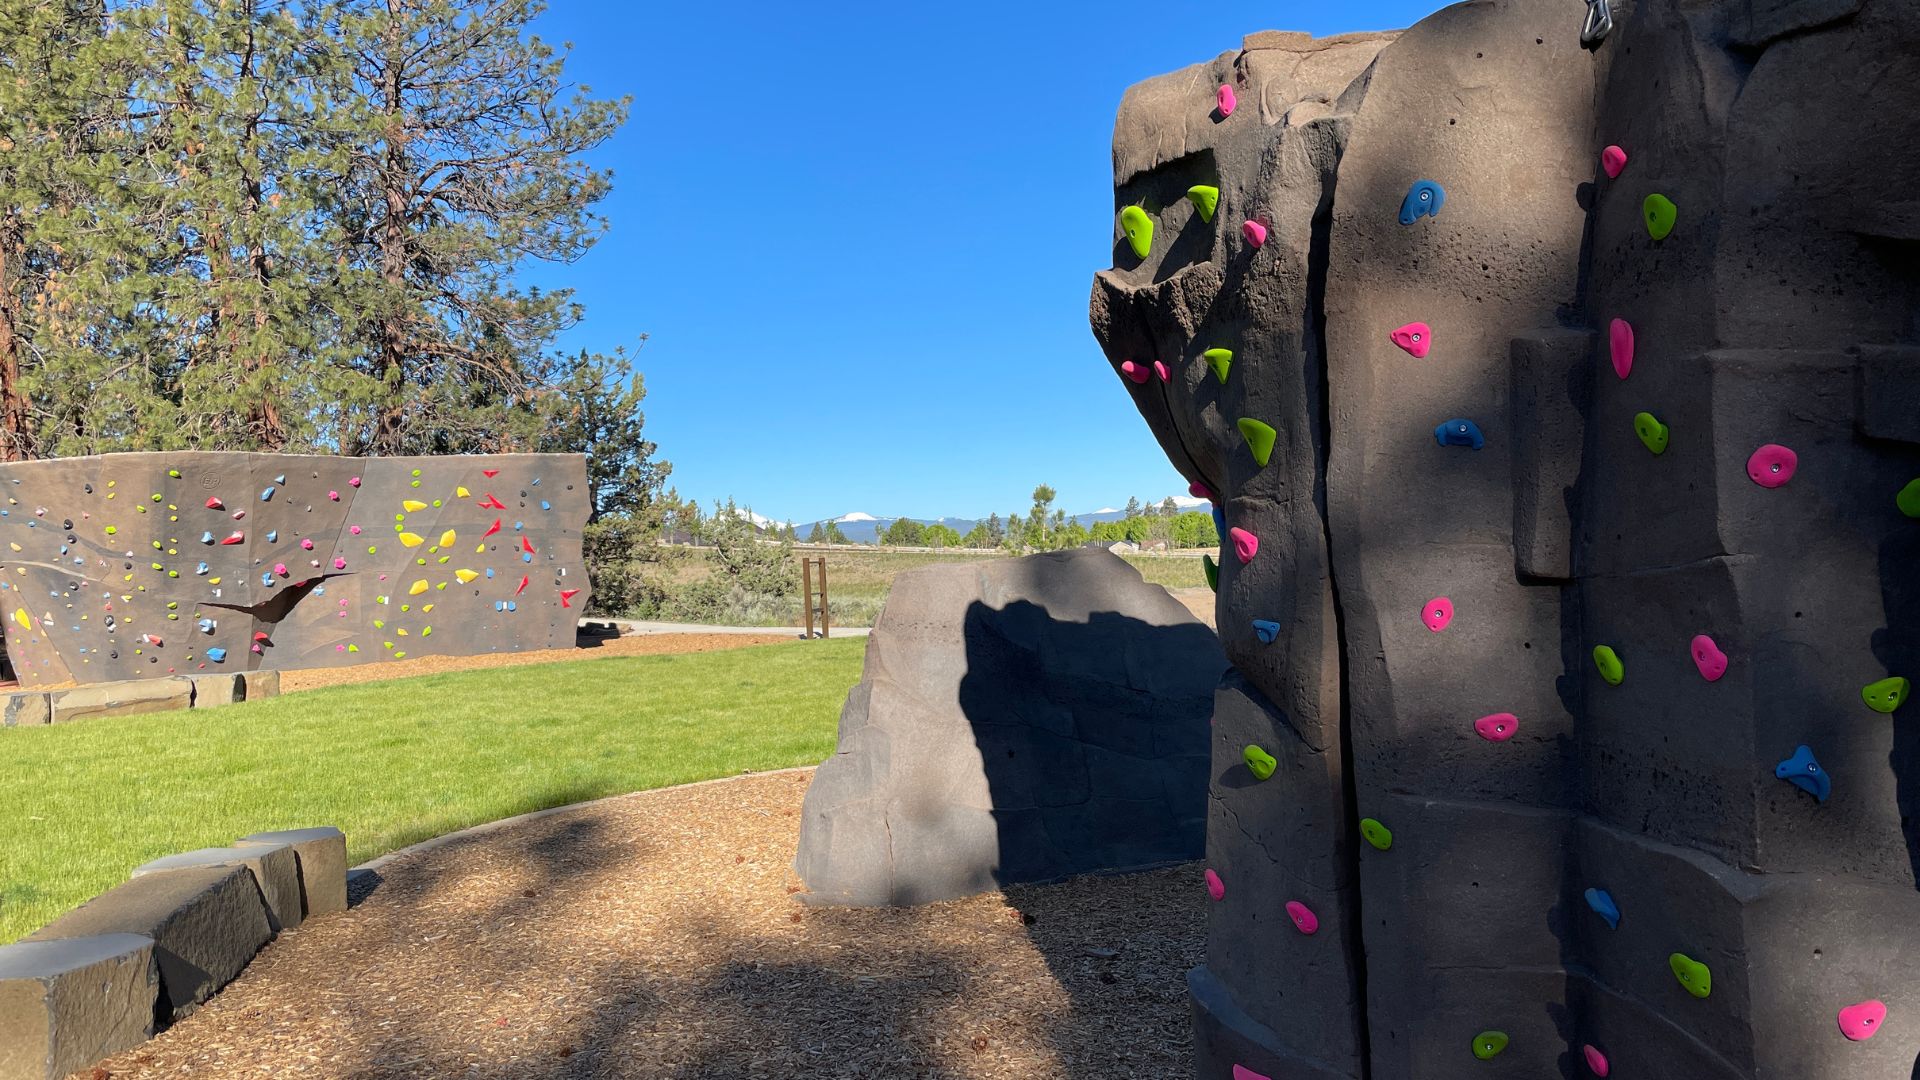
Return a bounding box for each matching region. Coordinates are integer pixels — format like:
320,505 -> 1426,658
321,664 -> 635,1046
278,633 -> 797,693
86,769 -> 1203,1079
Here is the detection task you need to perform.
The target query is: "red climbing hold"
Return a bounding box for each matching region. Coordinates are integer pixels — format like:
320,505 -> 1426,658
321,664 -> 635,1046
205,497 -> 224,510
483,469 -> 500,478
479,493 -> 507,509
1390,322 -> 1432,359
253,632 -> 270,643
1475,712 -> 1519,742
521,537 -> 535,554
1609,318 -> 1634,379
220,531 -> 245,545
1119,361 -> 1150,384
1747,444 -> 1798,488
560,588 -> 581,608
516,575 -> 529,596
484,519 -> 502,537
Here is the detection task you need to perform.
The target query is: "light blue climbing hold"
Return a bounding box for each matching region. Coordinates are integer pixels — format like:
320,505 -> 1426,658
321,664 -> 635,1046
1434,418 -> 1485,449
260,486 -> 275,501
485,568 -> 495,579
273,474 -> 285,484
196,562 -> 208,575
265,531 -> 278,543
1584,888 -> 1620,929
197,618 -> 215,634
1776,745 -> 1830,802
494,601 -> 505,611
261,572 -> 276,586
1399,179 -> 1445,225
201,532 -> 214,544
1253,619 -> 1281,644
531,477 -> 541,485
514,521 -> 524,531
540,500 -> 551,511
522,552 -> 533,563
507,601 -> 517,612
206,647 -> 227,662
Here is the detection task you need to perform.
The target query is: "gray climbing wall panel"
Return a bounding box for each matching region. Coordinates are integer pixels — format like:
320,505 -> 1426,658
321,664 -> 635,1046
0,452 -> 591,687
1091,0 -> 1920,1076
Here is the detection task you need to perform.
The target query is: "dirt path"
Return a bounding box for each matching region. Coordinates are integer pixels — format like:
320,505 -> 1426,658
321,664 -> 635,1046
89,771 -> 1203,1079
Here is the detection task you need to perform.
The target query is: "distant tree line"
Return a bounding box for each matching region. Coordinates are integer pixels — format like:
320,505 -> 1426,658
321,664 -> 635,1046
792,486 -> 1220,553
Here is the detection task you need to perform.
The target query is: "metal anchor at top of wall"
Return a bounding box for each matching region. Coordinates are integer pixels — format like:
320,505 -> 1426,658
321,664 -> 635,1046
1582,0 -> 1614,45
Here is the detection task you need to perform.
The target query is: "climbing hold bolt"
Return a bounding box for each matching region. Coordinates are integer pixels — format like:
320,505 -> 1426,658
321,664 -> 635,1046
1252,619 -> 1280,644
1776,745 -> 1830,803
1670,953 -> 1712,998
1216,84 -> 1236,118
1422,597 -> 1453,633
1593,645 -> 1624,686
1475,712 -> 1519,742
1229,527 -> 1259,564
1435,419 -> 1485,449
1584,888 -> 1620,929
1360,818 -> 1392,850
1187,185 -> 1219,223
1471,1031 -> 1509,1060
1204,348 -> 1233,385
1863,677 -> 1909,714
1747,444 -> 1797,488
1284,901 -> 1319,935
1399,180 -> 1445,225
1601,145 -> 1627,179
1242,220 -> 1267,248
1838,1000 -> 1887,1042
1238,419 -> 1277,467
1205,868 -> 1225,901
1634,412 -> 1669,455
1119,206 -> 1153,260
1243,744 -> 1277,781
1644,194 -> 1677,240
1609,318 -> 1633,379
1691,635 -> 1728,682
1390,322 -> 1432,358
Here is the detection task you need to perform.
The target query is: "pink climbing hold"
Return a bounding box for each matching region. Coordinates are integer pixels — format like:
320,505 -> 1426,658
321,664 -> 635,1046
1609,318 -> 1634,379
1217,84 -> 1237,118
348,476 -> 361,487
1229,526 -> 1259,564
1242,220 -> 1268,248
1189,481 -> 1215,501
1119,361 -> 1149,384
333,557 -> 347,570
327,490 -> 340,501
1691,634 -> 1728,682
1583,1044 -> 1611,1076
1389,322 -> 1432,359
1285,900 -> 1320,935
300,538 -> 315,550
1422,596 -> 1454,633
273,563 -> 288,576
1153,360 -> 1170,382
1748,444 -> 1798,488
1601,145 -> 1628,179
1838,999 -> 1887,1041
1205,868 -> 1225,901
1475,712 -> 1519,742
349,525 -> 363,535
1231,1067 -> 1272,1080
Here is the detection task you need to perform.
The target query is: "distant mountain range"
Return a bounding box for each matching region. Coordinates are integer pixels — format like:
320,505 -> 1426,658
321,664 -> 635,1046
730,496 -> 1210,545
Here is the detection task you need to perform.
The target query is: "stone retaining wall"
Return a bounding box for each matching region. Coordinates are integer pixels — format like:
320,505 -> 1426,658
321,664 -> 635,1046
2,671 -> 280,728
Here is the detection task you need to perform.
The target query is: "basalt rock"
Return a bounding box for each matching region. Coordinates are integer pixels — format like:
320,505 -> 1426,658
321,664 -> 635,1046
793,548 -> 1223,906
1092,1 -> 1920,1075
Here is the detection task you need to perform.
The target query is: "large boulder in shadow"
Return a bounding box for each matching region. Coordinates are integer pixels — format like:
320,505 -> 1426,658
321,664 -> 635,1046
794,548 -> 1223,906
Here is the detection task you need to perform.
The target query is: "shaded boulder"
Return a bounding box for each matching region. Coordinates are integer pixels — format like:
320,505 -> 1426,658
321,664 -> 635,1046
794,548 -> 1222,906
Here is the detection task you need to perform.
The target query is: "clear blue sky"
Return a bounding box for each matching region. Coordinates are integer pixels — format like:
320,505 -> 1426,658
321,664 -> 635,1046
520,1 -> 1448,524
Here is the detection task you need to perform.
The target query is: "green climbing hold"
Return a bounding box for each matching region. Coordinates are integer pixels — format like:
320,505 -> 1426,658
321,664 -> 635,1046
1633,412 -> 1669,455
1360,818 -> 1393,851
1669,953 -> 1711,998
1593,645 -> 1624,686
1863,676 -> 1910,714
1243,744 -> 1277,781
1120,206 -> 1154,260
1187,185 -> 1219,224
1471,1031 -> 1509,1060
1644,194 -> 1677,240
1898,479 -> 1920,518
1238,418 -> 1277,468
1203,553 -> 1219,592
1204,348 -> 1233,385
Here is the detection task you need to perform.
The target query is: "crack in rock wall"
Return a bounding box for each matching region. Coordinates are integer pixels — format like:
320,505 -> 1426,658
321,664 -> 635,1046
1091,0 -> 1920,1075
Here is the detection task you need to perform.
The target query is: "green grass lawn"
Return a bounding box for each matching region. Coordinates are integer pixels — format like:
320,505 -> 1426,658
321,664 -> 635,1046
0,638 -> 865,944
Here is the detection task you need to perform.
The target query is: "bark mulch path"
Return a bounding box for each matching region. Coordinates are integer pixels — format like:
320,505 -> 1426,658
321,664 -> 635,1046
87,770 -> 1204,1079
278,633 -> 797,693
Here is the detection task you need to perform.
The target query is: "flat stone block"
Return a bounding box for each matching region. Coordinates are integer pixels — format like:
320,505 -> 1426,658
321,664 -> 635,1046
2,693 -> 50,728
49,678 -> 193,725
0,934 -> 155,1080
236,827 -> 346,918
239,669 -> 280,700
25,866 -> 270,1023
187,674 -> 241,708
132,844 -> 301,933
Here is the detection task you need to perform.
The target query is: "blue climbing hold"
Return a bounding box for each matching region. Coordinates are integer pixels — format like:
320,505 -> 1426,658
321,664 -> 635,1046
1211,505 -> 1226,536
265,531 -> 278,543
260,486 -> 275,502
1434,418 -> 1485,449
540,500 -> 551,511
260,572 -> 276,586
485,567 -> 495,579
200,531 -> 214,544
197,618 -> 215,634
206,647 -> 227,663
1399,180 -> 1445,225
1584,888 -> 1620,929
273,474 -> 286,485
1775,745 -> 1830,803
196,562 -> 208,575
1253,619 -> 1280,644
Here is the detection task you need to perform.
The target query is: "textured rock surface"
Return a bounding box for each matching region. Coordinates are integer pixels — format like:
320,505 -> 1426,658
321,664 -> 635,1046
1092,1 -> 1920,1075
48,678 -> 193,724
237,826 -> 348,918
794,548 -> 1223,906
132,844 -> 302,933
0,934 -> 155,1080
0,452 -> 589,687
26,866 -> 271,1023
1,691 -> 49,727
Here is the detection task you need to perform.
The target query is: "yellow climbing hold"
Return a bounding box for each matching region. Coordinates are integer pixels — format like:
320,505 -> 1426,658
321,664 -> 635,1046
1119,205 -> 1153,260
403,500 -> 428,512
409,580 -> 429,596
456,486 -> 471,498
11,608 -> 30,630
439,530 -> 456,547
456,569 -> 479,584
399,533 -> 424,548
1187,185 -> 1219,223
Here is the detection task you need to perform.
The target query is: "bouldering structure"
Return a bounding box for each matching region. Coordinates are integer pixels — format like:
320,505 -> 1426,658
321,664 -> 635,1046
0,452 -> 590,687
794,548 -> 1223,906
1090,2 -> 1920,1076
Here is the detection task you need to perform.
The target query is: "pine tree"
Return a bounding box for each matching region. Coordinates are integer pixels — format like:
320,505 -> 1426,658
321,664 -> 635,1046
1123,495 -> 1141,518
